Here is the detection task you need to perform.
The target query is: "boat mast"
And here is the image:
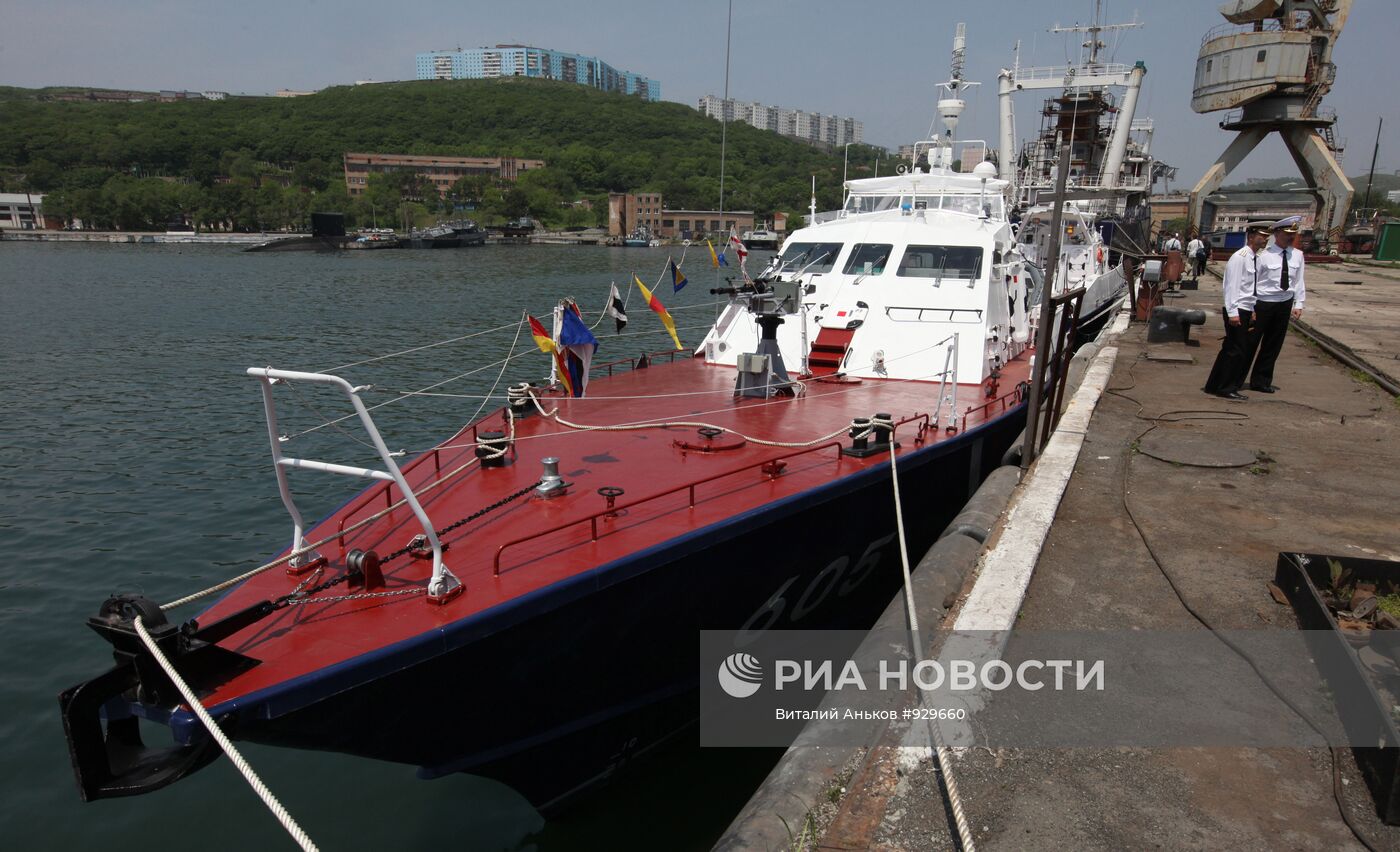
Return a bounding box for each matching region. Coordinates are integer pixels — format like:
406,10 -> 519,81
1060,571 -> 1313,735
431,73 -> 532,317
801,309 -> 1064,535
1000,3 -> 1144,206
1048,2 -> 1143,189
997,42 -> 1019,185
717,0 -> 732,238
935,25 -> 978,155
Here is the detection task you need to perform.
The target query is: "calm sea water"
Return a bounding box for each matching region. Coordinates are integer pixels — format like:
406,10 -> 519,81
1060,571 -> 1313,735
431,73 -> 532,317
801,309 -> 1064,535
0,241 -> 780,850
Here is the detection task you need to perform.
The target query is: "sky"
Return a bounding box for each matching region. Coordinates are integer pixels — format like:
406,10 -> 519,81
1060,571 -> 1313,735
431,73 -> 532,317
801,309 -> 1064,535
3,0 -> 1397,185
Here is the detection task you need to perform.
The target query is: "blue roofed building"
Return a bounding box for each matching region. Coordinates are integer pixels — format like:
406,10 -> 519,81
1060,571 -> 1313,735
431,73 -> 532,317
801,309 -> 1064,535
415,44 -> 659,101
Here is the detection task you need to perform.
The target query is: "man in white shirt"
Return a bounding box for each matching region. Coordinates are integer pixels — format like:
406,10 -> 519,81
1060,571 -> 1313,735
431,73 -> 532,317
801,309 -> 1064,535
1203,222 -> 1270,399
1186,235 -> 1207,280
1162,233 -> 1184,284
1246,216 -> 1306,393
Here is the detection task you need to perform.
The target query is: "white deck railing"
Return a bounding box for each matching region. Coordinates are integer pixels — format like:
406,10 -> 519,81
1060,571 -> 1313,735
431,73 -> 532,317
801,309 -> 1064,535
247,367 -> 461,602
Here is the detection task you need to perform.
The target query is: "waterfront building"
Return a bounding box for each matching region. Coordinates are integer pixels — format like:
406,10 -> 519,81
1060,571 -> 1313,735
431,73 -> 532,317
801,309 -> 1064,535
655,208 -> 755,241
697,95 -> 863,147
1205,194 -> 1314,232
1148,195 -> 1190,235
607,193 -> 757,240
415,45 -> 659,101
607,192 -> 664,237
1145,193 -> 1314,237
0,193 -> 55,229
343,153 -> 546,197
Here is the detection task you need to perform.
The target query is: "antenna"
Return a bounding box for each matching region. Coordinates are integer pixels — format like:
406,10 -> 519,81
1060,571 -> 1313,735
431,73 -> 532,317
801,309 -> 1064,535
1049,0 -> 1141,67
950,22 -> 967,83
936,23 -> 980,140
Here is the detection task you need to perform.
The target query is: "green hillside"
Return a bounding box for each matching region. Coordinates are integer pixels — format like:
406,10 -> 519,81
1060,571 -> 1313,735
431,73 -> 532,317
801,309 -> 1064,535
0,79 -> 881,231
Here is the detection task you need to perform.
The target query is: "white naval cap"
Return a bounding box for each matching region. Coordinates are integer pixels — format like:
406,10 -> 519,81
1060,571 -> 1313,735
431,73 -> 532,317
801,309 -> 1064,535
1271,215 -> 1302,233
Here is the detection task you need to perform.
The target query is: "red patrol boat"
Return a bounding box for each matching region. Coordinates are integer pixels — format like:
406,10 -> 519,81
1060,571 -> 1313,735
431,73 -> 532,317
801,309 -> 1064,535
60,145 -> 1052,813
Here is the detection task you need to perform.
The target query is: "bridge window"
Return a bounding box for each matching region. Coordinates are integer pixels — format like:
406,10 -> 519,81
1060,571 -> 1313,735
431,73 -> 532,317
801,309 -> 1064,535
842,243 -> 894,275
779,241 -> 842,274
897,245 -> 985,281
1256,50 -> 1267,62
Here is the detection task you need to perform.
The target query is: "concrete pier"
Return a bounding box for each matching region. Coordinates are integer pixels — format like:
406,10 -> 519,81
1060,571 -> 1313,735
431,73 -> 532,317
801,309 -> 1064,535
0,229 -> 278,245
744,261 -> 1400,850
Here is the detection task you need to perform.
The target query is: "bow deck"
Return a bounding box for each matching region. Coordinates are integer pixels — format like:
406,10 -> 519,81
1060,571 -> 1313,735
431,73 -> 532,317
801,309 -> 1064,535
188,352 -> 1029,710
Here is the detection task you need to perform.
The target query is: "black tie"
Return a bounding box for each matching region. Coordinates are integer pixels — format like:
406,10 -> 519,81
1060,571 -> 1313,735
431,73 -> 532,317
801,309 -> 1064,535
1280,249 -> 1290,291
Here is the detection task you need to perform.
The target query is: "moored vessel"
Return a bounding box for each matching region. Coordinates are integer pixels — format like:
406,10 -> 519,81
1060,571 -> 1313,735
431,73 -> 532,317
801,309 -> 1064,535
995,5 -> 1166,337
57,50 -> 1074,822
404,223 -> 463,249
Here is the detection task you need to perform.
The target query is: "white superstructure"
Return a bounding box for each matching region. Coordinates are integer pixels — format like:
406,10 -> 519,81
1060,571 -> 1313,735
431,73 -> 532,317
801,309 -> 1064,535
700,159 -> 1031,389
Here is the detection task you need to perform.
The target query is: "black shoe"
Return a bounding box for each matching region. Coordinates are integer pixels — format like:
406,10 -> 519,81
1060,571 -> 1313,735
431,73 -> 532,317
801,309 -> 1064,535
1250,384 -> 1278,394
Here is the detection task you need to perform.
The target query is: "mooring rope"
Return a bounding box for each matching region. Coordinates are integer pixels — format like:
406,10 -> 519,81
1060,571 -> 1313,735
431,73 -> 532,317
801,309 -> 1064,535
527,389 -> 865,449
133,615 -> 318,851
884,416 -> 978,852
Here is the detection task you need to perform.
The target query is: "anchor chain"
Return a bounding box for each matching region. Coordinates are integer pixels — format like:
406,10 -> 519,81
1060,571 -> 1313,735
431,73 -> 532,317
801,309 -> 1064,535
271,482 -> 539,608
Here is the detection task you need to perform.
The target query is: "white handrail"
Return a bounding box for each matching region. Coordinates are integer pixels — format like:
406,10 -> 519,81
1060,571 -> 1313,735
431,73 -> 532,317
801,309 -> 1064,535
247,366 -> 462,603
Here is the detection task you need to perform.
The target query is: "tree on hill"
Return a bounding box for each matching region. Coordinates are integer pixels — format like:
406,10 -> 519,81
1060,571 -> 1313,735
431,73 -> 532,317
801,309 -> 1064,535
0,78 -> 853,230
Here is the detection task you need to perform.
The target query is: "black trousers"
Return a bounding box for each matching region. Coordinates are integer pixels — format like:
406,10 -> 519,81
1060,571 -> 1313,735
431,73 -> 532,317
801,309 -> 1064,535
1248,298 -> 1294,389
1204,307 -> 1257,394
1193,255 -> 1207,277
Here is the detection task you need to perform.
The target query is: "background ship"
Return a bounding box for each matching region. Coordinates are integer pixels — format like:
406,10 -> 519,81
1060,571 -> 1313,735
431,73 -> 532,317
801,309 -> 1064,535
994,4 -> 1172,336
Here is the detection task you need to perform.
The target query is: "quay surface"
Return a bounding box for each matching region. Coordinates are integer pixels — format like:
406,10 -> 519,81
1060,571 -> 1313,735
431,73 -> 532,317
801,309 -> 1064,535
1,229 -> 280,245
776,262 -> 1400,850
1,227 -> 623,247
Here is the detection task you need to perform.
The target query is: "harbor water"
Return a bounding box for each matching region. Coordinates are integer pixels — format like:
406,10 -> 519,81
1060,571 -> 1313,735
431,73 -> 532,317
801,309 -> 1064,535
0,242 -> 781,849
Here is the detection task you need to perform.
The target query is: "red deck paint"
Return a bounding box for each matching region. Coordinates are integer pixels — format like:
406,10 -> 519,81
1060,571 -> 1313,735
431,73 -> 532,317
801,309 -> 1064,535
191,351 -> 1031,707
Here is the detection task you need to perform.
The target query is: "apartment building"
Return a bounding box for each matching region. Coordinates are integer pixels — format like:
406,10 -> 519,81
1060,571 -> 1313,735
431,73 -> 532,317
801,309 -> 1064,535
415,45 -> 659,100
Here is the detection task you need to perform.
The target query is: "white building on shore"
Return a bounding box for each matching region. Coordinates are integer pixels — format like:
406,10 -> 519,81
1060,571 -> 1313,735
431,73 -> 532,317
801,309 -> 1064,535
697,95 -> 863,147
0,193 -> 48,230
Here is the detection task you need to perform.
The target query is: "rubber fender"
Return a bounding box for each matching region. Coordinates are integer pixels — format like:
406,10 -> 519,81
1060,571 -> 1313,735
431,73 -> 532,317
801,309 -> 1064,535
940,465 -> 1021,544
907,531 -> 986,617
1001,427 -> 1027,467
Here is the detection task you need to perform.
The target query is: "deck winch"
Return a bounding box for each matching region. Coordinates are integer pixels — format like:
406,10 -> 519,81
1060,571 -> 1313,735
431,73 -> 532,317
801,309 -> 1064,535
535,456 -> 569,498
